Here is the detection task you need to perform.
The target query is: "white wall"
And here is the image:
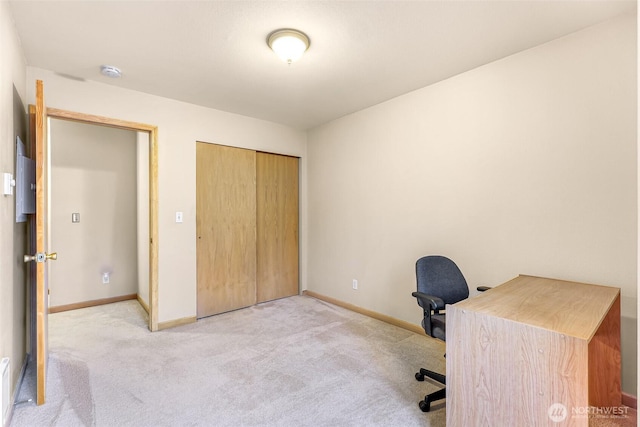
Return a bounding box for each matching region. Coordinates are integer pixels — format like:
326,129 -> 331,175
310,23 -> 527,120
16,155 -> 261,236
0,0 -> 27,408
308,12 -> 637,394
49,118 -> 138,307
26,67 -> 308,323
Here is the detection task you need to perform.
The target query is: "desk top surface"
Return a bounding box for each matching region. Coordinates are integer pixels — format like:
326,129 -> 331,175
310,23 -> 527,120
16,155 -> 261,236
451,275 -> 620,340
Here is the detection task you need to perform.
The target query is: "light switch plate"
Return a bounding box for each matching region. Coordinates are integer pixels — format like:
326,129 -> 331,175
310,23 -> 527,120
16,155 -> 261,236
175,211 -> 183,223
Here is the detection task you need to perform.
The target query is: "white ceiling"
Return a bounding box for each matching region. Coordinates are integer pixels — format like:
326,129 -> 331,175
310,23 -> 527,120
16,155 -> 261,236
8,0 -> 637,130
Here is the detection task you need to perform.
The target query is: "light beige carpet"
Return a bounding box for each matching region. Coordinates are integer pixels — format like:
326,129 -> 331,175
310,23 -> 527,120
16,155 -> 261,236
10,296 -> 447,426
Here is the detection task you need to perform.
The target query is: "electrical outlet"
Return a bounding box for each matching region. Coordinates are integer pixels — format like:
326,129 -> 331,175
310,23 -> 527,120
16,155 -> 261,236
352,279 -> 358,290
102,272 -> 110,284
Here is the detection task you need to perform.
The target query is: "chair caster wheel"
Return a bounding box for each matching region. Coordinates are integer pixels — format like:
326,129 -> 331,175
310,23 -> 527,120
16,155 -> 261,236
415,372 -> 425,381
418,400 -> 430,412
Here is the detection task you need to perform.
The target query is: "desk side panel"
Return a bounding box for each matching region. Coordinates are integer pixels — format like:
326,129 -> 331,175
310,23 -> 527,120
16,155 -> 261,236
588,294 -> 621,407
447,304 -> 588,426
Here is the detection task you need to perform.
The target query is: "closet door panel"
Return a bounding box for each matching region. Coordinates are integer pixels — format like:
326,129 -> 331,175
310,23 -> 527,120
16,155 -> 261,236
196,143 -> 256,317
256,152 -> 299,303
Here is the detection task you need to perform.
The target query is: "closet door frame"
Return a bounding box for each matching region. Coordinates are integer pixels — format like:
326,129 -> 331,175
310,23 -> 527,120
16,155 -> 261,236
195,142 -> 300,318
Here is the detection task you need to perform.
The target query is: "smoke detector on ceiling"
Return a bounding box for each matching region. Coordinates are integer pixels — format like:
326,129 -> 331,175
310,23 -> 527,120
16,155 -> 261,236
100,65 -> 122,78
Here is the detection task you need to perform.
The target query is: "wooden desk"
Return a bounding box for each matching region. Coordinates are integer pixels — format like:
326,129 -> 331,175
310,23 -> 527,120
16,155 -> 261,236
447,275 -> 620,426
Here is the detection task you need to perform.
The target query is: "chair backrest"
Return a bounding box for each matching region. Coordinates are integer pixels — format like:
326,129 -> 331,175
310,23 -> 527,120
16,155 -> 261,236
415,255 -> 469,306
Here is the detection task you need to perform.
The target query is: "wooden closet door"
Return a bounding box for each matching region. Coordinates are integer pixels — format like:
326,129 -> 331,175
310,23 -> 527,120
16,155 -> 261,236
196,143 -> 256,318
256,152 -> 299,303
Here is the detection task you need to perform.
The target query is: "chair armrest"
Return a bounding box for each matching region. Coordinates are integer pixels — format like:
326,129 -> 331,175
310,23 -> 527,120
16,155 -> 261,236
477,286 -> 491,292
412,291 -> 445,310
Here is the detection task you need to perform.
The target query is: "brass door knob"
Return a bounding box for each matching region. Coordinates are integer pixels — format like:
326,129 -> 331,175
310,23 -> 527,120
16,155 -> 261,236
23,252 -> 57,263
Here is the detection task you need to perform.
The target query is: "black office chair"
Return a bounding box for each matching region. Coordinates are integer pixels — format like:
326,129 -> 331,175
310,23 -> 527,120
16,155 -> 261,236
411,255 -> 488,412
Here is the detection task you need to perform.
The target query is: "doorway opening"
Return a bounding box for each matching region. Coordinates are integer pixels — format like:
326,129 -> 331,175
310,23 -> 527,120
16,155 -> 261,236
47,108 -> 159,331
48,119 -> 144,316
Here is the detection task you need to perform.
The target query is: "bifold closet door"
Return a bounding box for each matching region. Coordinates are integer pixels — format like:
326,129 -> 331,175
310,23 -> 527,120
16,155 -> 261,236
196,143 -> 256,318
256,152 -> 299,303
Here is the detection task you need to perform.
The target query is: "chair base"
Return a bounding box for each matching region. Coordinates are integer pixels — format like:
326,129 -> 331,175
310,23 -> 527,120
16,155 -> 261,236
415,368 -> 446,412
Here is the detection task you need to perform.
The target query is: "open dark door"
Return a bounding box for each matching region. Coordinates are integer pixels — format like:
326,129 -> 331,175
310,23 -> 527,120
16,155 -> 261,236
26,80 -> 56,405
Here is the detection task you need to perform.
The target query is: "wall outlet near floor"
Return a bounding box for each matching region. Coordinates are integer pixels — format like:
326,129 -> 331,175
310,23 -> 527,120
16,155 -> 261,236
102,272 -> 110,284
352,279 -> 358,290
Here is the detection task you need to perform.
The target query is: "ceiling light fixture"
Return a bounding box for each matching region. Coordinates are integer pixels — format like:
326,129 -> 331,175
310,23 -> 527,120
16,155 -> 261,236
100,65 -> 122,78
267,29 -> 310,64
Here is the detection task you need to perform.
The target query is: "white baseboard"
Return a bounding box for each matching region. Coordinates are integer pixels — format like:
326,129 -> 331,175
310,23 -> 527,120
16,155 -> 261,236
3,355 -> 28,427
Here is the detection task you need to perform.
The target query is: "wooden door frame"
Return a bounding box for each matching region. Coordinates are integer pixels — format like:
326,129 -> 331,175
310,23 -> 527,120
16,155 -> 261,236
46,107 -> 159,331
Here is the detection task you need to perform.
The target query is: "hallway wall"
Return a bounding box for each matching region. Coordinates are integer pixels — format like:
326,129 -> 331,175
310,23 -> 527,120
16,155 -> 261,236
49,119 -> 138,307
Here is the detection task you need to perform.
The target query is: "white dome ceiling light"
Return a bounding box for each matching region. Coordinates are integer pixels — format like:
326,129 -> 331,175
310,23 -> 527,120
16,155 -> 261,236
100,65 -> 122,78
267,29 -> 310,64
